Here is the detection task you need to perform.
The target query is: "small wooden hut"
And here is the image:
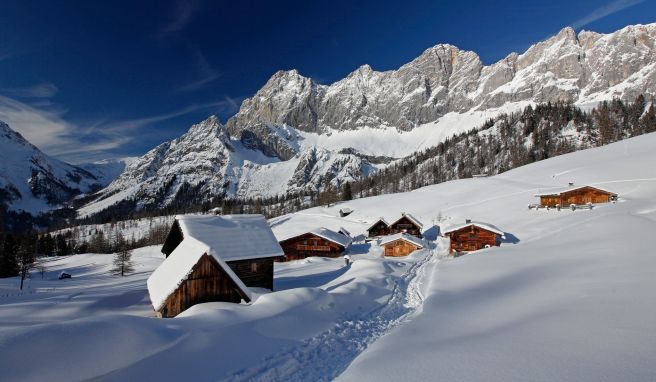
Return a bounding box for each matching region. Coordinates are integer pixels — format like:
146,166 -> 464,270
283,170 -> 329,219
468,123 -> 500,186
366,218 -> 390,238
279,227 -> 352,261
379,233 -> 424,257
148,214 -> 284,318
535,186 -> 617,207
388,213 -> 423,238
442,220 -> 504,254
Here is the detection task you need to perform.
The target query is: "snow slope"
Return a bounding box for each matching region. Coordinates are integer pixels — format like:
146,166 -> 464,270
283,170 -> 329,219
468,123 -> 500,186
1,132 -> 656,381
0,120 -> 103,214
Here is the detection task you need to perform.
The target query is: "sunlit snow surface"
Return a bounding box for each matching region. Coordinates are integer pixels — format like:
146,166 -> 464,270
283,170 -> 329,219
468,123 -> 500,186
2,133 -> 656,381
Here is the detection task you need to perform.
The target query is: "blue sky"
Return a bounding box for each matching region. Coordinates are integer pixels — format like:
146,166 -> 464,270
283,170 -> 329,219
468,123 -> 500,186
0,0 -> 653,163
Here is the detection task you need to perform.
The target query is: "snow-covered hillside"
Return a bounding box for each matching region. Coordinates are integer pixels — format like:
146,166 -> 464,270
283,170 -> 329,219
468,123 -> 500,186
1,132 -> 655,381
80,24 -> 656,217
0,120 -> 103,215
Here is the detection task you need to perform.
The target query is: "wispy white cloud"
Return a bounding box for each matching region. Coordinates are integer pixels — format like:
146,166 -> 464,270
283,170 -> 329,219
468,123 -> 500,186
0,94 -> 74,150
1,82 -> 59,98
161,0 -> 200,36
0,93 -> 242,163
569,0 -> 645,30
178,46 -> 221,92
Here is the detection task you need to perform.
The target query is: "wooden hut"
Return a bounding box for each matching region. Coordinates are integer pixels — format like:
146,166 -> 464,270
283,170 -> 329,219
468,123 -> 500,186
379,233 -> 424,257
148,214 -> 284,318
388,213 -> 423,238
442,220 -> 504,254
535,186 -> 617,207
366,218 -> 390,238
279,227 -> 352,261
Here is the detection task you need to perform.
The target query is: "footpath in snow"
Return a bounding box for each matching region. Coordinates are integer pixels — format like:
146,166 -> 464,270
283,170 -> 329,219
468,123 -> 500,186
226,240 -> 444,382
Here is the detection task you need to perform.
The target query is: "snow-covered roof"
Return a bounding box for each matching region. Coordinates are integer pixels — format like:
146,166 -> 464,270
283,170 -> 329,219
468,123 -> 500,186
442,221 -> 505,236
366,217 -> 390,231
379,233 -> 424,248
338,226 -> 352,237
310,227 -> 353,248
176,214 -> 283,261
534,185 -> 617,197
147,214 -> 283,312
390,213 -> 423,229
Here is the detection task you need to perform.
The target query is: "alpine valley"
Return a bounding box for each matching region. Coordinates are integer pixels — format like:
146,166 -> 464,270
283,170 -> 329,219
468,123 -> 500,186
3,23 -> 656,225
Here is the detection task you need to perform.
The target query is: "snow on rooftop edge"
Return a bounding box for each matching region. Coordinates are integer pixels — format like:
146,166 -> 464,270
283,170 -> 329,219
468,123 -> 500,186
441,221 -> 505,236
379,233 -> 425,248
176,214 -> 284,261
534,184 -> 619,196
310,227 -> 353,247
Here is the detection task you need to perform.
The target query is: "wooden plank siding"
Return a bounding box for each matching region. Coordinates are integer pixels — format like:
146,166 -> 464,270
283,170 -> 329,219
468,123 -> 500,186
279,233 -> 346,261
447,226 -> 500,254
158,254 -> 247,318
539,186 -> 616,207
388,216 -> 422,238
367,221 -> 390,238
383,240 -> 421,257
227,258 -> 274,290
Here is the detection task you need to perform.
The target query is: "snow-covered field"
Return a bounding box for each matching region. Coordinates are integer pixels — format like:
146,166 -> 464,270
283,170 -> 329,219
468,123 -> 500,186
2,132 -> 656,381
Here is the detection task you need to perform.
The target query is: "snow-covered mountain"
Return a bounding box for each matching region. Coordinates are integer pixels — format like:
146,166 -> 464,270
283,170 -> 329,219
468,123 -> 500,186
78,157 -> 138,188
0,120 -> 103,214
81,24 -> 656,217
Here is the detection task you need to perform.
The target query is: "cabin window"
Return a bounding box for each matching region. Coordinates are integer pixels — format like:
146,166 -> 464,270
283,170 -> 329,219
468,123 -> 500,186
303,240 -> 308,245
251,262 -> 258,272
469,233 -> 476,239
324,240 -> 329,245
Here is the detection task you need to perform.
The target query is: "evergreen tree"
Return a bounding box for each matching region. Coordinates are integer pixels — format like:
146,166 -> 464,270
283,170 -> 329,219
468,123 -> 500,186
111,233 -> 134,277
0,234 -> 19,278
342,182 -> 353,201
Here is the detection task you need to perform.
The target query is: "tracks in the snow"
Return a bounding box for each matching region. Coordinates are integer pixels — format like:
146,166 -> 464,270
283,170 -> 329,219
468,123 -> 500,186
224,242 -> 443,382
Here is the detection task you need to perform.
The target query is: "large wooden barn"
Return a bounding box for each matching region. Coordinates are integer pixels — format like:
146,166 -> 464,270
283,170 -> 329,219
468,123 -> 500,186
388,213 -> 423,238
442,220 -> 505,254
279,227 -> 352,261
379,233 -> 424,257
535,185 -> 617,207
147,214 -> 284,318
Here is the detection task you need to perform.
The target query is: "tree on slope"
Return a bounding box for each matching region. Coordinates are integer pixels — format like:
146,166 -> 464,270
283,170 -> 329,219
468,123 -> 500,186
111,233 -> 134,277
0,234 -> 19,278
17,235 -> 36,290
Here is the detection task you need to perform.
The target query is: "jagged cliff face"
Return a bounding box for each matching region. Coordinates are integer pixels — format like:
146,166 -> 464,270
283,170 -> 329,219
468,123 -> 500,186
81,24 -> 656,217
79,117 -> 371,216
0,121 -> 102,214
228,24 -> 656,139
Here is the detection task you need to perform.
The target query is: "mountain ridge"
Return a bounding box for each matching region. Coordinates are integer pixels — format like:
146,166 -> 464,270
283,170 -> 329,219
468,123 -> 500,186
68,23 -> 656,217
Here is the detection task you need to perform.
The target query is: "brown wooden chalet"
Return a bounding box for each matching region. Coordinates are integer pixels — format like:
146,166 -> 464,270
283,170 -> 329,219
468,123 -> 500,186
388,213 -> 423,238
535,185 -> 617,207
279,227 -> 353,261
147,214 -> 284,318
442,220 -> 504,254
380,233 -> 424,257
366,218 -> 390,238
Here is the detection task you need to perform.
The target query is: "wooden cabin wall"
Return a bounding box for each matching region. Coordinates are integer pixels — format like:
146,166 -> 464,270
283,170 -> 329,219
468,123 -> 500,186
227,258 -> 274,290
388,217 -> 422,238
448,226 -> 499,253
367,221 -> 389,237
158,254 -> 245,318
384,240 -> 420,257
540,187 -> 614,207
279,233 -> 345,261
